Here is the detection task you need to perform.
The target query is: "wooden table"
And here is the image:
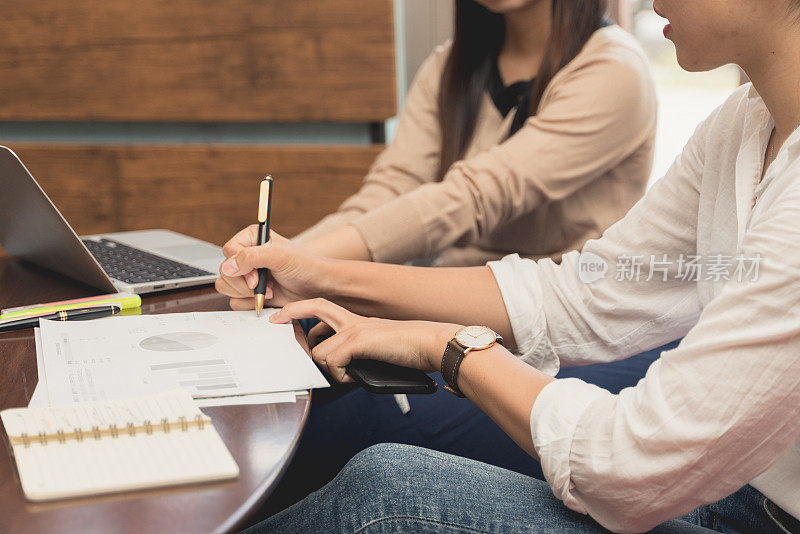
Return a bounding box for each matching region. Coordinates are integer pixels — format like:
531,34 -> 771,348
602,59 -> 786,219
0,258 -> 310,533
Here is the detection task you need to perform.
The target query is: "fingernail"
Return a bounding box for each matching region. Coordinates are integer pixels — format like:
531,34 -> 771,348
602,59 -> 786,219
246,271 -> 258,288
269,312 -> 280,322
221,258 -> 239,276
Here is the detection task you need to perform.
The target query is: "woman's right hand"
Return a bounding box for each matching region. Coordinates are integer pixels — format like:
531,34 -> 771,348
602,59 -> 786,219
214,225 -> 335,310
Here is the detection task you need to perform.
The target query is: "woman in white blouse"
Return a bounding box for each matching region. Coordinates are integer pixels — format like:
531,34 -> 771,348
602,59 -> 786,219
220,0 -> 800,532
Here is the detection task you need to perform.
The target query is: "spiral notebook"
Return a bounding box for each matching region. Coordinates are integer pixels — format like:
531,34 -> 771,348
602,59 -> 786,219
1,390 -> 239,501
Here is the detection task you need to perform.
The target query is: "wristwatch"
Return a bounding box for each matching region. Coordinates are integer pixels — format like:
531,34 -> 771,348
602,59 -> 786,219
441,326 -> 503,397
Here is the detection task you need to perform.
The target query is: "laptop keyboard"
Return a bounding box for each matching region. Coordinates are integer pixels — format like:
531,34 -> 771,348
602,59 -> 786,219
82,238 -> 212,285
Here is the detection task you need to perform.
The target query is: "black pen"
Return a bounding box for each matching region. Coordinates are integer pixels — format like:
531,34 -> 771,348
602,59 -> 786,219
0,305 -> 122,333
254,175 -> 273,317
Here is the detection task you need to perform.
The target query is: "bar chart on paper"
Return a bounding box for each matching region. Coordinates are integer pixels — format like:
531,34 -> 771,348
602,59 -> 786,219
38,311 -> 329,406
141,332 -> 241,395
150,358 -> 239,395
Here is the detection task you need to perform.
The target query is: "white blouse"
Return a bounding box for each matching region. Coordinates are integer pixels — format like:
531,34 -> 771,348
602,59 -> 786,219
488,84 -> 800,532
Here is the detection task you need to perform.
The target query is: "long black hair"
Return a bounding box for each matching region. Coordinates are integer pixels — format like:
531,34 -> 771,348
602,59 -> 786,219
438,0 -> 607,177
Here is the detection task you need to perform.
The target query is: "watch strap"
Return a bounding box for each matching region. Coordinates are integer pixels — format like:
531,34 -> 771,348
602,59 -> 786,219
441,339 -> 468,398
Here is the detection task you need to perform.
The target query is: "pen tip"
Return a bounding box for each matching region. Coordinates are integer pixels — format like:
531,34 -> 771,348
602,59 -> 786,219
254,294 -> 265,317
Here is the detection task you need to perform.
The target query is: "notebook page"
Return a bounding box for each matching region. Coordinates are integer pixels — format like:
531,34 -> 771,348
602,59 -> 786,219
1,390 -> 239,501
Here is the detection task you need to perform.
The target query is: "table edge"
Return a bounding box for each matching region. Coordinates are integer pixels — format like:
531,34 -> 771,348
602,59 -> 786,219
216,391 -> 312,534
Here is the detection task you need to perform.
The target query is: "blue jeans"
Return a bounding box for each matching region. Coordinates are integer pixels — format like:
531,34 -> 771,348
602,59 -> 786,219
261,339 -> 681,514
245,443 -> 786,533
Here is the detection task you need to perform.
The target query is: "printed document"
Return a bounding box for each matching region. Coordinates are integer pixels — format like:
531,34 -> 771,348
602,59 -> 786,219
37,311 -> 328,405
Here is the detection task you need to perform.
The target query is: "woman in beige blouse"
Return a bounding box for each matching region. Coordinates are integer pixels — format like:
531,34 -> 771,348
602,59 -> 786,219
296,0 -> 656,267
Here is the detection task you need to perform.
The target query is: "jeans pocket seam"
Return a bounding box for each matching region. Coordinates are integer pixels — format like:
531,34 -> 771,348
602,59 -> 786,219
761,497 -> 796,534
355,515 -> 491,534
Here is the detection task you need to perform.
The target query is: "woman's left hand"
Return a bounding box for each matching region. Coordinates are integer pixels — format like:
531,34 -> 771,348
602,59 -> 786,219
270,299 -> 462,383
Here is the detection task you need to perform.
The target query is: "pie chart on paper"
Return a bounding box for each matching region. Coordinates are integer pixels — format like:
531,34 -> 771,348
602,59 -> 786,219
139,332 -> 219,352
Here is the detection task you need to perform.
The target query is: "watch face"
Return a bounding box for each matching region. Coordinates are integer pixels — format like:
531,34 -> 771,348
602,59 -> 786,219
455,326 -> 497,350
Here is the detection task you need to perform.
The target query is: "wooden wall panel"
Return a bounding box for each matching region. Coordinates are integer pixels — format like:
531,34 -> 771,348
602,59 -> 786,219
0,0 -> 396,122
7,144 -> 382,247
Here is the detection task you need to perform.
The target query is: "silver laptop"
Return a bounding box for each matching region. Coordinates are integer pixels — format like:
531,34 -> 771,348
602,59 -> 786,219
0,146 -> 223,294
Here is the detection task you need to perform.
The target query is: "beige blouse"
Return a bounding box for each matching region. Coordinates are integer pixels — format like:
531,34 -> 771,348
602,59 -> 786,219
296,26 -> 657,267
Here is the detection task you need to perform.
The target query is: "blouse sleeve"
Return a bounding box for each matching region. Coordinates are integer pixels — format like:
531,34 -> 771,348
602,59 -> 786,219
530,174 -> 800,532
293,46 -> 447,243
350,43 -> 657,262
485,98 -> 720,375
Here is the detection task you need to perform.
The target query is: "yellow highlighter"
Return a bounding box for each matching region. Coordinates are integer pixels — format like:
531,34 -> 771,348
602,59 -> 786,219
0,292 -> 142,321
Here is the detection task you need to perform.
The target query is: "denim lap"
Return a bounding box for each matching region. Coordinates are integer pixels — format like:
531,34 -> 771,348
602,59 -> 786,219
248,444 -> 786,534
250,443 -> 612,534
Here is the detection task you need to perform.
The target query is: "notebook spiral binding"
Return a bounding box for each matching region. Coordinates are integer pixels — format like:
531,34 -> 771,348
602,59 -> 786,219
11,414 -> 211,448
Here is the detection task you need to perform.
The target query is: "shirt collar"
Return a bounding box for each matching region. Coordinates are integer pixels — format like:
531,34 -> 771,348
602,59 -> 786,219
747,85 -> 800,198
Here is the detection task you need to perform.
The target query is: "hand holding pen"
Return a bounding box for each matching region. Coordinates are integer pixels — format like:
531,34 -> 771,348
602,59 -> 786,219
254,176 -> 273,317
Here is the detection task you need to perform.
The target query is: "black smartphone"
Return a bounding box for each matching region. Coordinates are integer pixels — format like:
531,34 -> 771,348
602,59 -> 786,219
346,359 -> 438,395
